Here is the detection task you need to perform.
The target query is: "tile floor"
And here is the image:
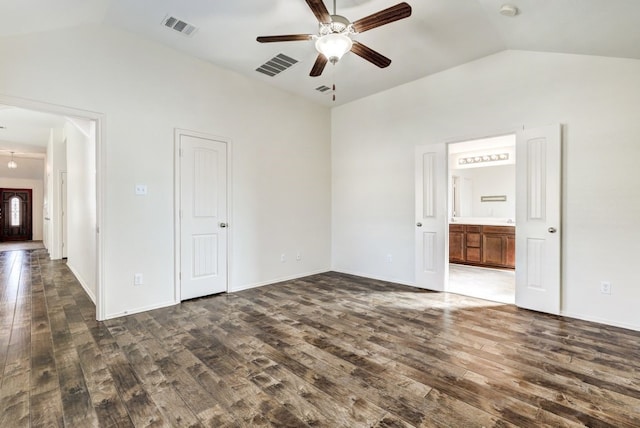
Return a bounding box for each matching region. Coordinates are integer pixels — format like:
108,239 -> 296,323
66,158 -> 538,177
0,240 -> 45,252
447,263 -> 515,304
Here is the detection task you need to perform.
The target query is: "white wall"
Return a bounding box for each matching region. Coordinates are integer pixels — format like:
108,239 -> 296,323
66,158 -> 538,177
332,50 -> 640,330
0,24 -> 331,318
0,177 -> 44,240
451,165 -> 515,218
65,118 -> 96,302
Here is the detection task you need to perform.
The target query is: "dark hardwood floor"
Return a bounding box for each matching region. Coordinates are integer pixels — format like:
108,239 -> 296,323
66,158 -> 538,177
2,249 -> 640,427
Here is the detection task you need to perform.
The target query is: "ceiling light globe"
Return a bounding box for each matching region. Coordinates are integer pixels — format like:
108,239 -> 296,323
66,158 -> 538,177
7,160 -> 17,169
315,33 -> 353,64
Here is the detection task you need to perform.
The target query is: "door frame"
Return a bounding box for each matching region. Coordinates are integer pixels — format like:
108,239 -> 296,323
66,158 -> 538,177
0,94 -> 106,320
60,171 -> 67,258
416,125 -> 562,314
173,128 -> 233,302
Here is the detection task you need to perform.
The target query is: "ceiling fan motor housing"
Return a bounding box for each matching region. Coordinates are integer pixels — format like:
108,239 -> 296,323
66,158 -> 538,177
321,15 -> 353,35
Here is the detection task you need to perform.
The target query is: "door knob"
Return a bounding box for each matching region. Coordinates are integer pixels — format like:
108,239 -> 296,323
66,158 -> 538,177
219,222 -> 227,228
416,222 -> 422,227
548,227 -> 557,233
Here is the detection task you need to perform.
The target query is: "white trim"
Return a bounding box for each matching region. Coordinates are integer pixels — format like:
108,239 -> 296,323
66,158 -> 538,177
331,269 -> 418,289
174,128 -> 232,302
561,311 -> 640,333
230,269 -> 331,293
59,171 -> 67,258
0,93 -> 106,321
105,300 -> 178,320
67,262 -> 95,303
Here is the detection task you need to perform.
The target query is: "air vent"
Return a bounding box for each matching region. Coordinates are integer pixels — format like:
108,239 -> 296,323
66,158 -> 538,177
162,15 -> 198,36
256,54 -> 298,77
315,85 -> 331,93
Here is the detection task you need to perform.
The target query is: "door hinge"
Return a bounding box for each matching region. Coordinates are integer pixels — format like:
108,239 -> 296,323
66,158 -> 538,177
179,209 -> 183,220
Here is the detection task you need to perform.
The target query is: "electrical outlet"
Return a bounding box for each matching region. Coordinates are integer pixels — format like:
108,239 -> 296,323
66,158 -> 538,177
600,281 -> 611,295
296,251 -> 302,261
387,254 -> 393,263
135,184 -> 148,195
134,273 -> 144,286
280,253 -> 286,263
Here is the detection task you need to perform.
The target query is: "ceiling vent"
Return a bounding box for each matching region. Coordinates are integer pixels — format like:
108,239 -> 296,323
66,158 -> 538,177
315,85 -> 331,93
162,15 -> 198,36
256,54 -> 298,77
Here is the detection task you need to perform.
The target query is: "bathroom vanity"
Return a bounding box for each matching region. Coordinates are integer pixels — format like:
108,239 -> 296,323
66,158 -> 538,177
449,221 -> 515,269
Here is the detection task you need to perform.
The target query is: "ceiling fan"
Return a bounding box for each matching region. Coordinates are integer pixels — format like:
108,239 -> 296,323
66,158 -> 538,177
257,0 -> 412,77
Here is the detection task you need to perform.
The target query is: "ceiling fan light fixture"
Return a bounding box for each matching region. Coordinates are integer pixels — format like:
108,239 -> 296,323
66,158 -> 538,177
315,33 -> 353,64
7,152 -> 17,169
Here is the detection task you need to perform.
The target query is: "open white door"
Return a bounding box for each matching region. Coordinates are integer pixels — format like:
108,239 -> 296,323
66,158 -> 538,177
515,124 -> 562,314
178,133 -> 228,300
415,143 -> 447,291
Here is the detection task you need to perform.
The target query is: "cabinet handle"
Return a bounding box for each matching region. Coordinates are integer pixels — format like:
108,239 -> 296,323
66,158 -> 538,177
416,222 -> 422,227
548,227 -> 557,233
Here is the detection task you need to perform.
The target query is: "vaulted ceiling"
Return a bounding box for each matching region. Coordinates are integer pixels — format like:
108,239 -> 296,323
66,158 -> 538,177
1,0 -> 640,109
0,0 -> 640,106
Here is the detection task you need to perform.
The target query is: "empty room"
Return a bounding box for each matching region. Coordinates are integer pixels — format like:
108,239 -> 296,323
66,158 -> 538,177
1,0 -> 640,426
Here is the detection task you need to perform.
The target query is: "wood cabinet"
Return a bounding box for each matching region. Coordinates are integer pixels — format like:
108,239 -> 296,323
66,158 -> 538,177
449,224 -> 465,263
449,224 -> 515,269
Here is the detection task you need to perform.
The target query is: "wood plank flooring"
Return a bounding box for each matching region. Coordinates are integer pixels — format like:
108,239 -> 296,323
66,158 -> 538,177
2,249 -> 640,427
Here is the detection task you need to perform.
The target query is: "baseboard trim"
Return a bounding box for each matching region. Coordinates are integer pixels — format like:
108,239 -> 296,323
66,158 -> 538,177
561,310 -> 640,332
330,269 -> 418,289
66,262 -> 96,304
230,269 -> 331,293
105,300 -> 178,320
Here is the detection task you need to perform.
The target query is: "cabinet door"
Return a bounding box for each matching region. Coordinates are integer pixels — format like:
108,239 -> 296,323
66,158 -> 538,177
449,231 -> 465,262
466,232 -> 481,262
482,234 -> 505,266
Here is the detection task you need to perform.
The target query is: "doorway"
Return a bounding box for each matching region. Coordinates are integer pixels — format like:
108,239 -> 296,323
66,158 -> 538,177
0,95 -> 104,319
447,135 -> 516,304
415,124 -> 562,315
0,188 -> 33,242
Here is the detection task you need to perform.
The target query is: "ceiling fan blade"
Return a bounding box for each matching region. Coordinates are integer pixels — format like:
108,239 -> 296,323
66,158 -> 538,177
310,54 -> 328,77
257,34 -> 313,43
352,2 -> 412,33
305,0 -> 331,24
350,42 -> 392,68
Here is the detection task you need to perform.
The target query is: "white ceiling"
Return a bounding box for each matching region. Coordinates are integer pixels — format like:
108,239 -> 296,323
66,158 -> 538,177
0,105 -> 67,157
1,0 -> 640,109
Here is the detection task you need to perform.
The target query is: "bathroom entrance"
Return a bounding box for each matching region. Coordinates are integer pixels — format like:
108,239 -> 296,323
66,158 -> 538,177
447,134 -> 516,304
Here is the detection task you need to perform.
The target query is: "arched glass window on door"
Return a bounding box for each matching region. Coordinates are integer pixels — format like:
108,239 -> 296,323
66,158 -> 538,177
10,197 -> 20,227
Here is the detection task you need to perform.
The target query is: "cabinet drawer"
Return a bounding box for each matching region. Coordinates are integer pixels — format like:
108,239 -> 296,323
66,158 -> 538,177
466,225 -> 481,233
449,224 -> 465,233
482,225 -> 515,235
466,233 -> 481,248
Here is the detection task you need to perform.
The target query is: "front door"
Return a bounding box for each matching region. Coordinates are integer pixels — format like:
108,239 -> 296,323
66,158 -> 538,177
178,132 -> 228,300
0,189 -> 33,242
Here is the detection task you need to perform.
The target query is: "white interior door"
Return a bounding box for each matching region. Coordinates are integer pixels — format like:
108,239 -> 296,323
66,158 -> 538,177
515,124 -> 562,314
60,171 -> 67,258
179,134 -> 228,300
415,143 -> 447,291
